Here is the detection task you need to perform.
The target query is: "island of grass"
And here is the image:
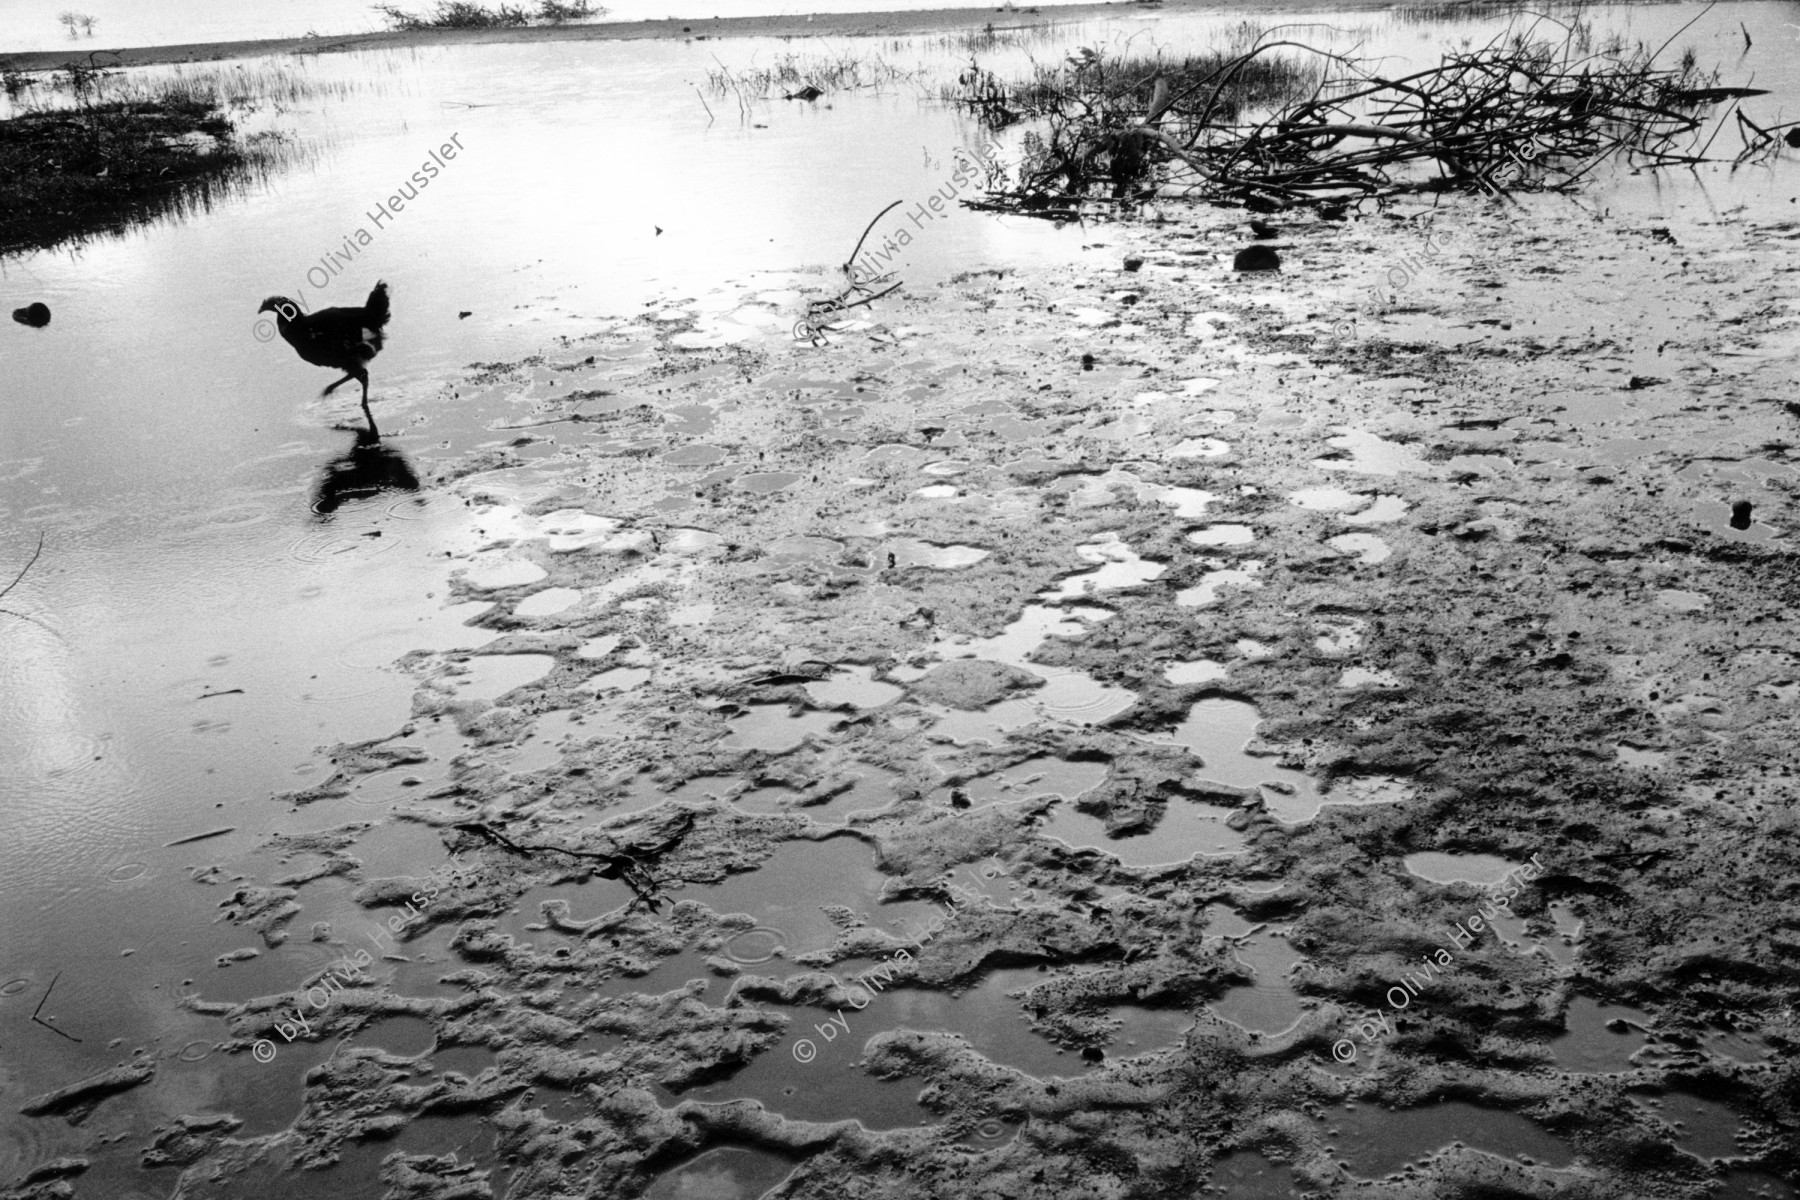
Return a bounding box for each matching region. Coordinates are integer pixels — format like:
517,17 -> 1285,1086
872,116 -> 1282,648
1,65 -> 278,257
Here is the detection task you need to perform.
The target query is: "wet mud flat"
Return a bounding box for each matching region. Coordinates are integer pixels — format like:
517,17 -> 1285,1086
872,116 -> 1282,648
14,195 -> 1800,1199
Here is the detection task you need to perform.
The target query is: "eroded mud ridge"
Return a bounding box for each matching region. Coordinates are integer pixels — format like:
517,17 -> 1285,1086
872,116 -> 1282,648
159,200 -> 1799,1199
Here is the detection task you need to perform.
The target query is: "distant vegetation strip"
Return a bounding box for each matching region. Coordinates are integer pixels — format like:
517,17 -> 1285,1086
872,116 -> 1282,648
372,1 -> 607,30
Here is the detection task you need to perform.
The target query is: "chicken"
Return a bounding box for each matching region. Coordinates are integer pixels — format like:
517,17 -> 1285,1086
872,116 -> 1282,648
258,281 -> 391,436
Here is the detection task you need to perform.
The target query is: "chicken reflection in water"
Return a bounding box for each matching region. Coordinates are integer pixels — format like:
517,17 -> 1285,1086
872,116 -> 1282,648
311,429 -> 421,518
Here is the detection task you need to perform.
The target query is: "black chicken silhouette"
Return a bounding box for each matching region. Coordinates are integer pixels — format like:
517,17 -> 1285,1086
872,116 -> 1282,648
259,281 -> 391,436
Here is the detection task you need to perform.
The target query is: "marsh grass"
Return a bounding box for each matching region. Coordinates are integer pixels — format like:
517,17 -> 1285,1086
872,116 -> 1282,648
704,50 -> 919,99
0,56 -> 331,254
944,23 -> 1321,128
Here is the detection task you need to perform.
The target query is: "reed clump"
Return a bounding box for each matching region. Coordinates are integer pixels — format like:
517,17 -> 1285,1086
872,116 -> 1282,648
948,17 -> 1795,215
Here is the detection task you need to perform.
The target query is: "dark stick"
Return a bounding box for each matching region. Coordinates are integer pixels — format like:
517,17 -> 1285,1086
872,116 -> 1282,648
0,532 -> 44,603
30,971 -> 83,1043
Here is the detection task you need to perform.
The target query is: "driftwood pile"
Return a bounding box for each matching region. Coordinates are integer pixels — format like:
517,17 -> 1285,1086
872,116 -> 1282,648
956,15 -> 1796,215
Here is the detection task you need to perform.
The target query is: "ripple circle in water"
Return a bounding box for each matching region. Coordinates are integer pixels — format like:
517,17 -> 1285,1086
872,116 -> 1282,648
0,978 -> 32,997
106,862 -> 148,883
722,927 -> 787,964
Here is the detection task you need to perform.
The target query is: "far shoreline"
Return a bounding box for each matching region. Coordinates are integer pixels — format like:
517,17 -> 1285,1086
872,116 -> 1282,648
0,0 -> 1403,71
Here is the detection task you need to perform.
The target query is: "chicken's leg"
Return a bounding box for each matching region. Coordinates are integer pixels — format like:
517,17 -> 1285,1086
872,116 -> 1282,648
321,372 -> 356,397
357,369 -> 379,440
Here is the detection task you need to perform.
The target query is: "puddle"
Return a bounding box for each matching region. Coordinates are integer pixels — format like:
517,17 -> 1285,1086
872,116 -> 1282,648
344,1014 -> 436,1058
1135,698 -> 1324,822
1189,525 -> 1256,547
1170,437 -> 1233,458
1545,902 -> 1583,965
737,472 -> 803,494
767,535 -> 845,563
1205,1150 -> 1302,1197
963,758 -> 1108,808
449,654 -> 556,702
1326,533 -> 1391,563
1692,500 -> 1781,543
1551,995 -> 1652,1073
1176,564 -> 1264,608
1041,794 -> 1246,867
1042,538 -> 1165,598
1029,671 -> 1138,725
645,1146 -> 795,1200
1340,494 -> 1409,525
1313,428 -> 1436,476
500,877 -> 640,944
1703,1028 -> 1772,1064
794,769 -> 903,824
515,587 -> 582,617
1328,1099 -> 1575,1177
1637,1092 -> 1745,1161
1615,743 -> 1668,768
582,666 -> 653,694
683,1054 -> 933,1132
722,705 -> 844,753
672,836 -> 935,958
938,604 -> 1112,667
1716,1172 -> 1797,1199
1208,930 -> 1306,1036
576,635 -> 623,660
1402,852 -> 1518,885
1288,487 -> 1370,512
805,666 -> 903,710
1152,486 -> 1219,518
888,540 -> 990,569
1166,660 -> 1230,685
350,820 -> 454,880
427,1044 -> 497,1079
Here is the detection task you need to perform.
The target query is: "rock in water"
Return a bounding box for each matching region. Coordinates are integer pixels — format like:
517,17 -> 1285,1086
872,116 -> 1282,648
1730,500 -> 1752,530
12,301 -> 51,327
1234,246 -> 1281,272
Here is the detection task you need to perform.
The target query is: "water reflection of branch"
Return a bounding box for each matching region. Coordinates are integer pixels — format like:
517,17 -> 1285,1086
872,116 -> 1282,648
31,971 -> 83,1043
0,531 -> 44,603
0,531 -> 62,640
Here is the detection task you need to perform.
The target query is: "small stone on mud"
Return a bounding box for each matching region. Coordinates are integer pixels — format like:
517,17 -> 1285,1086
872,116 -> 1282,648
1233,246 -> 1280,272
1123,256 -> 1143,272
1730,500 -> 1752,530
12,302 -> 51,327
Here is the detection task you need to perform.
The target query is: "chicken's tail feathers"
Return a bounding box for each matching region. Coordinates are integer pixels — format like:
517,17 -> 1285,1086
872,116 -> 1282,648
365,280 -> 391,329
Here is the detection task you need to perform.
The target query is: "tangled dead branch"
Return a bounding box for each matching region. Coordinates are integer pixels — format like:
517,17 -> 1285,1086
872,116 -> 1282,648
952,14 -> 1796,215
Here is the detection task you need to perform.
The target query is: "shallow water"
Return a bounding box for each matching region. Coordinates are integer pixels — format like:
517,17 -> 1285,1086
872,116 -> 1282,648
1328,1099 -> 1575,1177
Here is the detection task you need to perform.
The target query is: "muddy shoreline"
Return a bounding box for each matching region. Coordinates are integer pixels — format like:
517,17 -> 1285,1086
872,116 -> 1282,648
100,186 -> 1796,1199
